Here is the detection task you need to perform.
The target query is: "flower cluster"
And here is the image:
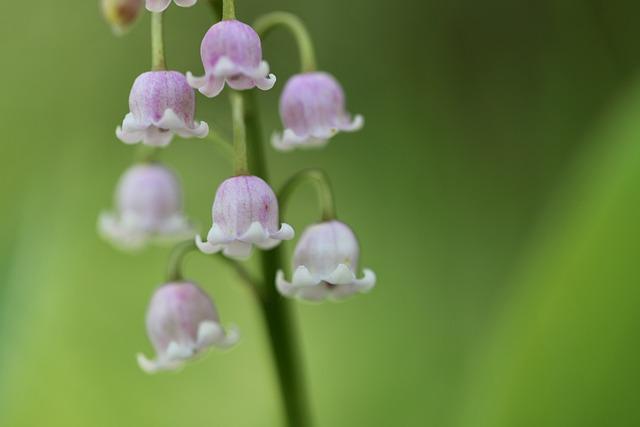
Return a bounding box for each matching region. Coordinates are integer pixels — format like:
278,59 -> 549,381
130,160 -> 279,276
100,0 -> 375,375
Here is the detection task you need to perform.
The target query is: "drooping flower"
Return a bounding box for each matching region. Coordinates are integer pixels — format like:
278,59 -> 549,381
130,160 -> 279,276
99,163 -> 194,249
145,0 -> 197,13
116,71 -> 209,147
101,0 -> 144,35
196,175 -> 294,259
137,281 -> 238,373
187,20 -> 276,98
272,72 -> 363,151
276,220 -> 375,301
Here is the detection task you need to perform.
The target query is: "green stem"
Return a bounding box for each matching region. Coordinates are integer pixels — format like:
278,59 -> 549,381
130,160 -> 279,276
167,241 -> 260,300
136,145 -> 160,163
230,91 -> 248,175
254,12 -> 317,73
243,90 -> 313,427
151,12 -> 166,71
222,0 -> 235,20
279,169 -> 336,221
208,0 -> 223,19
166,240 -> 196,282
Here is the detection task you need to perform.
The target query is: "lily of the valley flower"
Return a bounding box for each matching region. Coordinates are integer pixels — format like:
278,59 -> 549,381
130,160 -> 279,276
116,71 -> 209,147
99,163 -> 194,249
101,0 -> 144,35
187,20 -> 276,98
145,0 -> 197,13
196,175 -> 294,259
277,220 -> 375,301
272,72 -> 363,151
137,281 -> 238,373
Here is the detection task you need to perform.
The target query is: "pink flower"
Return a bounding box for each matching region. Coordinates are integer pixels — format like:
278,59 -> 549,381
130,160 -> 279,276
99,163 -> 194,249
145,0 -> 197,13
277,221 -> 375,301
116,71 -> 209,147
101,0 -> 144,35
196,175 -> 294,259
187,20 -> 276,98
272,72 -> 363,151
137,281 -> 238,373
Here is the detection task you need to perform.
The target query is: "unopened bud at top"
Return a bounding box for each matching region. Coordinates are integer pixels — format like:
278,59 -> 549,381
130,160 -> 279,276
272,72 -> 363,151
101,0 -> 143,35
196,175 -> 294,260
277,220 -> 375,301
137,281 -> 238,373
187,20 -> 276,98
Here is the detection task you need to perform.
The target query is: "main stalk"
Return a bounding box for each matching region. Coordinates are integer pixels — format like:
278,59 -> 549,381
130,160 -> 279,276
243,90 -> 312,427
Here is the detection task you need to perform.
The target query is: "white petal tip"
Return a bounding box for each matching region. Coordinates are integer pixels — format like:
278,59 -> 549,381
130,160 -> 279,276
195,234 -> 221,254
273,223 -> 295,241
356,269 -> 376,292
197,321 -> 239,350
137,353 -> 158,374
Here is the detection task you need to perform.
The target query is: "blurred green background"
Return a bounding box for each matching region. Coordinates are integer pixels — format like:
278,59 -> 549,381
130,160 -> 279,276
1,0 -> 639,426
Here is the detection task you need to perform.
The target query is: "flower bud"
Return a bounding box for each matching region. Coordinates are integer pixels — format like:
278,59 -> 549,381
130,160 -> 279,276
99,163 -> 194,250
145,0 -> 197,13
116,71 -> 209,147
101,0 -> 143,35
187,20 -> 276,98
196,175 -> 294,259
277,220 -> 375,301
137,281 -> 238,373
272,72 -> 363,151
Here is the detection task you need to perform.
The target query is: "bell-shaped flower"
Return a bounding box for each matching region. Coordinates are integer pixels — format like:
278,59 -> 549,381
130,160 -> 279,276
272,72 -> 363,151
277,220 -> 375,301
137,281 -> 238,373
145,0 -> 197,13
187,20 -> 276,98
196,175 -> 294,260
99,163 -> 194,250
101,0 -> 143,35
116,71 -> 209,147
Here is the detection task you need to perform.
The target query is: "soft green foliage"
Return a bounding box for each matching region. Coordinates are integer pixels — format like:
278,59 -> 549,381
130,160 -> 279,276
1,1 -> 639,426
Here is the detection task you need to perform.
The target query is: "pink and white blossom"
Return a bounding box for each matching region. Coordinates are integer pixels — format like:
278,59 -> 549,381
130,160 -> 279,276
116,71 -> 209,147
196,175 -> 294,259
187,20 -> 276,98
272,72 -> 363,151
277,220 -> 375,301
145,0 -> 197,13
137,281 -> 238,373
99,163 -> 194,249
